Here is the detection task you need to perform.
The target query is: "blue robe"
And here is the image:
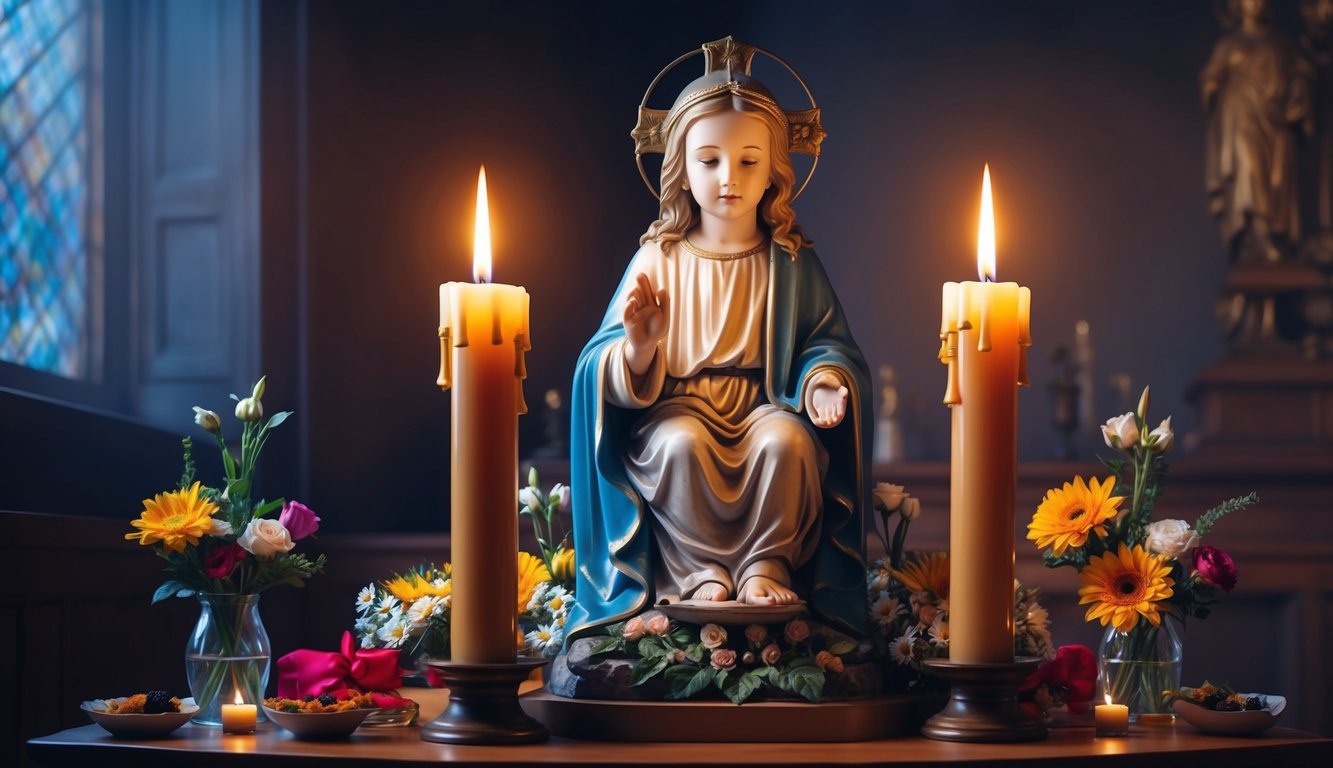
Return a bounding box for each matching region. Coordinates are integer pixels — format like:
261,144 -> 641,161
566,241 -> 871,640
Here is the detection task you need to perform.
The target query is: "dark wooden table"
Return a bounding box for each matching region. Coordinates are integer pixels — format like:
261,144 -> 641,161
29,689 -> 1333,767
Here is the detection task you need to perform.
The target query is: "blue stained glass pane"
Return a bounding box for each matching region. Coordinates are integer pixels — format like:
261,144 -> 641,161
0,0 -> 89,379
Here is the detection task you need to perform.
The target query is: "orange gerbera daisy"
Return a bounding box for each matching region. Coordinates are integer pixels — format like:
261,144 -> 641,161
1027,475 -> 1123,556
892,551 -> 949,598
1078,544 -> 1175,633
125,481 -> 219,554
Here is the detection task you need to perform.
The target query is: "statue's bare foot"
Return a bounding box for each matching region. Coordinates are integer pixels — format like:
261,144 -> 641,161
738,576 -> 799,605
689,582 -> 730,602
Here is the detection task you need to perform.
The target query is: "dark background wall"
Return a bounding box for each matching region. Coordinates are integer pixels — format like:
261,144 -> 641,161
290,0 -> 1237,532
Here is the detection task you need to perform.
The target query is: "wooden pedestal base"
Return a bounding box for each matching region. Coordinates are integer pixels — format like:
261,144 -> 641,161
420,658 -> 550,745
920,658 -> 1047,743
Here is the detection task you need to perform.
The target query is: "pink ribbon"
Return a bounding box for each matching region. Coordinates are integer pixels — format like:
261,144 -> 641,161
276,631 -> 403,698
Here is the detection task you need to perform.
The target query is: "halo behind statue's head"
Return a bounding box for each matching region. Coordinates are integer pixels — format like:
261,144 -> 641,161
631,37 -> 825,201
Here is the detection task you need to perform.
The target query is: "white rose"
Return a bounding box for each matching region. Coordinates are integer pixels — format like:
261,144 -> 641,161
1143,519 -> 1199,560
1148,416 -> 1174,454
1101,412 -> 1139,450
873,483 -> 906,512
208,518 -> 233,537
237,518 -> 295,558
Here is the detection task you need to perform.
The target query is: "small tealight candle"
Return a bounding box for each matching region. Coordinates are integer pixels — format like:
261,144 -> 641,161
221,692 -> 257,734
1095,695 -> 1129,737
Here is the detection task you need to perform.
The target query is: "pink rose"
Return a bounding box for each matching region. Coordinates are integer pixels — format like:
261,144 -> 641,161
623,616 -> 646,641
761,643 -> 781,666
744,624 -> 768,646
278,500 -> 321,540
700,623 -> 728,649
644,612 -> 670,637
1194,546 -> 1238,592
815,650 -> 844,673
784,619 -> 810,644
203,543 -> 247,578
672,648 -> 686,663
710,648 -> 737,670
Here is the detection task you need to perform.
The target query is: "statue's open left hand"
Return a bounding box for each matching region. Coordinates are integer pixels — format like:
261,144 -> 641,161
810,381 -> 848,428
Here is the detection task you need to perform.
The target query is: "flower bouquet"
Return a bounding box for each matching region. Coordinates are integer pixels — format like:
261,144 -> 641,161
1026,386 -> 1258,719
125,376 -> 326,725
354,469 -> 576,668
868,484 -> 1055,692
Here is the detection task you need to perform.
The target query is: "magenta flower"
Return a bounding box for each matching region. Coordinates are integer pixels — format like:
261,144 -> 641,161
279,500 -> 321,540
1193,545 -> 1238,592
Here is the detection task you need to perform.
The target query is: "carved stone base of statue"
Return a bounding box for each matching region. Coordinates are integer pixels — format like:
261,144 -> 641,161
1215,262 -> 1327,356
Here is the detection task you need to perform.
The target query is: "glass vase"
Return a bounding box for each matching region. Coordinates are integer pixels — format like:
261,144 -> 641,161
1097,617 -> 1182,721
185,593 -> 271,726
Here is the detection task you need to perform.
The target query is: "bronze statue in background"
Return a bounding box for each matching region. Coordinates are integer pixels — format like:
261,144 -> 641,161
1202,0 -> 1312,263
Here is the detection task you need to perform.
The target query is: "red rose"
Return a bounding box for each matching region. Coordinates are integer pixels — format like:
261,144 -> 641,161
1020,645 -> 1097,714
1193,546 -> 1238,592
203,542 -> 247,578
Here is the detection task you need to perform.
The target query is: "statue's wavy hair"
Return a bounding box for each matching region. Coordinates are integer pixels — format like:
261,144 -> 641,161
640,93 -> 811,257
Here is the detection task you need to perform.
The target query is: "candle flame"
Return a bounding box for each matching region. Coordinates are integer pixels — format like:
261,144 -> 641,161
473,165 -> 492,283
1104,694 -> 1113,706
978,164 -> 996,282
235,691 -> 244,705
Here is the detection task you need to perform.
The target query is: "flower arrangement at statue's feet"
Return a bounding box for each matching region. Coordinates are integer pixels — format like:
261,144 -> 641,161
125,376 -> 326,725
867,484 -> 1055,692
1027,386 -> 1258,720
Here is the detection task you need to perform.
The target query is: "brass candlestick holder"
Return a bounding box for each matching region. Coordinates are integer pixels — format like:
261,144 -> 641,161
420,657 -> 550,745
920,657 -> 1048,743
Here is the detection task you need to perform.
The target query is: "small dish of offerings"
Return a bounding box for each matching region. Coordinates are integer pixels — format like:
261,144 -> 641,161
81,692 -> 198,737
262,689 -> 376,739
1165,682 -> 1285,736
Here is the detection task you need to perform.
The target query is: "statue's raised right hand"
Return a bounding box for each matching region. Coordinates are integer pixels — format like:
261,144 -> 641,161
623,272 -> 670,376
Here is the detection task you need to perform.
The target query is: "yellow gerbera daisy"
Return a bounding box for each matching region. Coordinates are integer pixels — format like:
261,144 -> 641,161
1078,543 -> 1175,633
383,569 -> 451,603
517,551 -> 551,613
1027,475 -> 1123,556
892,551 -> 949,598
125,481 -> 219,554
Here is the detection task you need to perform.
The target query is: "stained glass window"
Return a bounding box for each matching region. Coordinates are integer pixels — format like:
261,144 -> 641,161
0,0 -> 95,379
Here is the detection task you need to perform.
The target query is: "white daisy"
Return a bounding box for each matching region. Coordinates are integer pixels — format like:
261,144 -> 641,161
544,585 -> 571,617
408,595 -> 446,627
376,615 -> 411,648
870,593 -> 906,626
526,582 -> 550,612
889,627 -> 918,666
375,595 -> 401,617
928,617 -> 950,648
360,633 -> 378,650
524,623 -> 563,656
356,585 -> 377,614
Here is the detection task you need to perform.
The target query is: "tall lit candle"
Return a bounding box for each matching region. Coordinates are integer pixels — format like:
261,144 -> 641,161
939,165 -> 1032,664
438,166 -> 531,663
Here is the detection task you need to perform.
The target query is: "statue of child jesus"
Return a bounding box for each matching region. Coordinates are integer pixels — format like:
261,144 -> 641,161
568,38 -> 871,641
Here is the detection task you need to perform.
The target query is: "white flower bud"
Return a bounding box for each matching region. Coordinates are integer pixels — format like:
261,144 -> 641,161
235,397 -> 263,422
1101,412 -> 1139,450
192,406 -> 221,433
901,497 -> 922,521
251,375 -> 267,401
873,483 -> 906,512
1148,416 -> 1174,454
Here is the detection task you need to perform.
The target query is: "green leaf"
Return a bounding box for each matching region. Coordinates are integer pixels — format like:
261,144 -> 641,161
827,640 -> 857,656
785,666 -> 825,703
670,629 -> 694,646
629,655 -> 671,687
254,498 -> 285,518
685,643 -> 705,663
682,666 -> 714,699
152,580 -> 190,604
226,478 -> 251,504
589,636 -> 622,656
663,664 -> 704,700
1193,492 -> 1259,537
733,671 -> 761,704
264,411 -> 292,431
